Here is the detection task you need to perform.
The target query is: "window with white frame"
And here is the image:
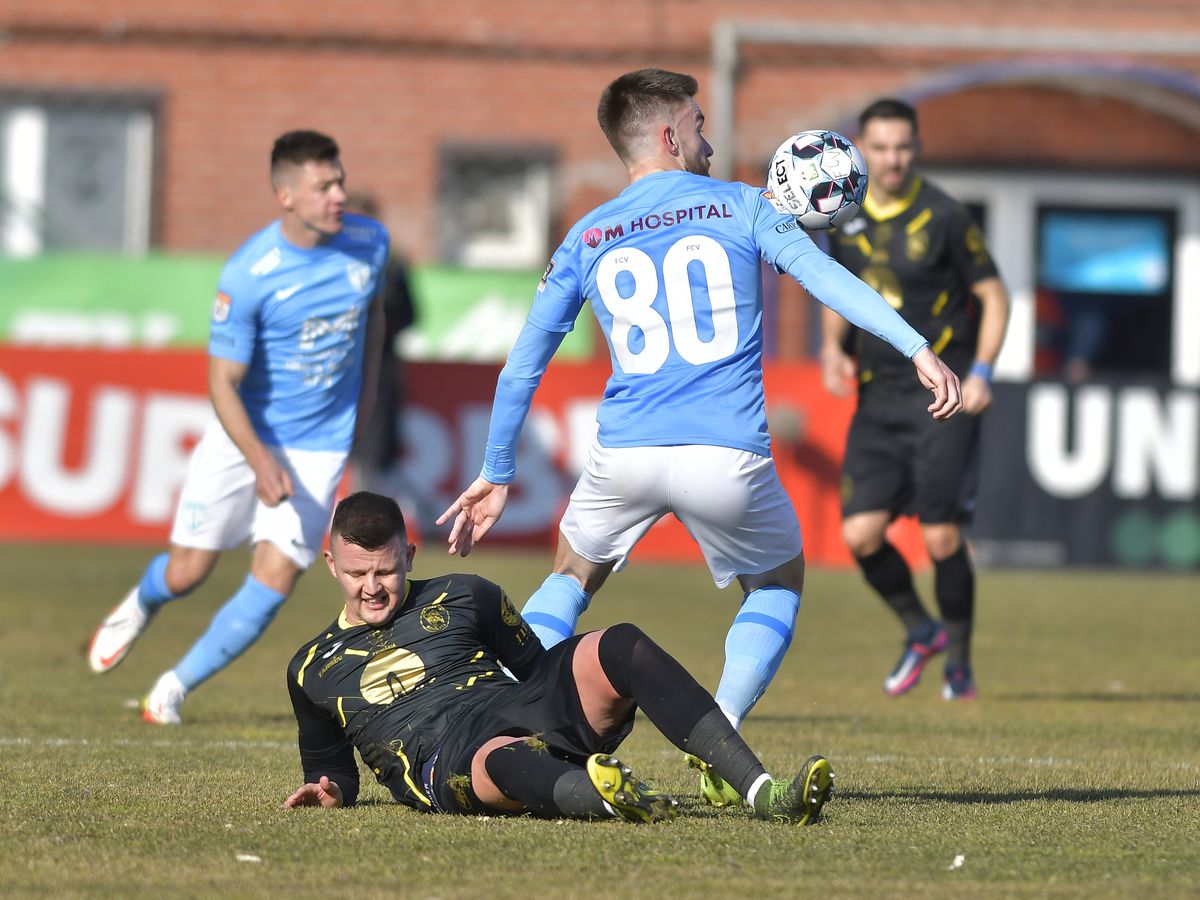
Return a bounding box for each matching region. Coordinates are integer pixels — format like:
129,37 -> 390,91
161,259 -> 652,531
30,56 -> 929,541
436,145 -> 555,270
1,94 -> 155,256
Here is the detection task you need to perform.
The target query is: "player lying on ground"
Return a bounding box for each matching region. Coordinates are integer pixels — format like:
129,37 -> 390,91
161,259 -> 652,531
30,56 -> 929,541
283,492 -> 835,824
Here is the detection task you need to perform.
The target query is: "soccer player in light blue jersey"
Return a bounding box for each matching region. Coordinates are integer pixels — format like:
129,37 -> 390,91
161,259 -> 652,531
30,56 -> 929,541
438,70 -> 961,803
87,131 -> 390,724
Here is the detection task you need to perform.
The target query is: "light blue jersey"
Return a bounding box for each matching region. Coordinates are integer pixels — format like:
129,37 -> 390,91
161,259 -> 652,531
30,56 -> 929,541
482,171 -> 928,483
208,214 -> 389,451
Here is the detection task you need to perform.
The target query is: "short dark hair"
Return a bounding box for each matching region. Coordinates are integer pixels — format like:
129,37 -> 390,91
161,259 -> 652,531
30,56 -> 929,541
330,492 -> 407,550
859,98 -> 919,135
270,130 -> 340,179
597,68 -> 699,161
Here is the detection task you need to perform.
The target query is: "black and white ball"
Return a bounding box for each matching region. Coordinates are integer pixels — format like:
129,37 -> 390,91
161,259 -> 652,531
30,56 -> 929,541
767,130 -> 867,229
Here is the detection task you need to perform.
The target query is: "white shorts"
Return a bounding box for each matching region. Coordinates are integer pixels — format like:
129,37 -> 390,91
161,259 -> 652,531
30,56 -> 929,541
169,421 -> 348,569
559,443 -> 803,589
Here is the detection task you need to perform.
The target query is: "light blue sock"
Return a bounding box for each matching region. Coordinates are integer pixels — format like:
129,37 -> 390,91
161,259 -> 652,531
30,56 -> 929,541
174,576 -> 288,690
714,587 -> 801,727
521,573 -> 590,648
137,553 -> 192,614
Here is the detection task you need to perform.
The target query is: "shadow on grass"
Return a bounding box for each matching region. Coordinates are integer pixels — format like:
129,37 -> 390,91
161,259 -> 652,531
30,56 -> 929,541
841,786 -> 1200,805
733,713 -> 864,725
994,692 -> 1200,704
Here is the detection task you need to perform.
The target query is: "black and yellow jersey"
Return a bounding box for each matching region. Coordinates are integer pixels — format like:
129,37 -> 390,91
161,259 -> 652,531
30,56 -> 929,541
828,176 -> 998,391
286,574 -> 543,810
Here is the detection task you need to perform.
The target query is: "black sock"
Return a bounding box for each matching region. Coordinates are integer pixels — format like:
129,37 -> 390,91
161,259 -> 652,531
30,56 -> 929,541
598,623 -> 767,799
856,542 -> 934,635
933,545 -> 974,667
483,739 -> 609,819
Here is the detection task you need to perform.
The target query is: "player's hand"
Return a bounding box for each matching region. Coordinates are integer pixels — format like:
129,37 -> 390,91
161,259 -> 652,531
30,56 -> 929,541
283,776 -> 344,809
912,346 -> 963,420
962,374 -> 993,415
436,477 -> 510,557
253,454 -> 294,507
820,344 -> 856,398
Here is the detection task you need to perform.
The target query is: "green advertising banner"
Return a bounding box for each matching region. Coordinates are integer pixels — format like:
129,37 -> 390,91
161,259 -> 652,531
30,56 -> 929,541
0,253 -> 591,359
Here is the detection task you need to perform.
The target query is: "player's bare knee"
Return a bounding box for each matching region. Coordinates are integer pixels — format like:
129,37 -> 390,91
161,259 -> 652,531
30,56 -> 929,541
473,736 -> 528,811
739,552 -> 805,594
579,627 -> 638,733
164,547 -> 218,594
922,524 -> 962,561
843,516 -> 887,557
551,539 -> 613,594
250,542 -> 303,595
574,630 -> 623,701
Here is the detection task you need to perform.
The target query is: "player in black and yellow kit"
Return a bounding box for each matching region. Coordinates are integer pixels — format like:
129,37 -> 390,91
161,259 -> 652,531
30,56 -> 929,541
283,491 -> 835,824
822,98 -> 1010,701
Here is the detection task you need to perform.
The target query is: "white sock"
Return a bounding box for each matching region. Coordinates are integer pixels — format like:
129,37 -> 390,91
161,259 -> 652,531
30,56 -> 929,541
718,704 -> 741,731
746,772 -> 773,808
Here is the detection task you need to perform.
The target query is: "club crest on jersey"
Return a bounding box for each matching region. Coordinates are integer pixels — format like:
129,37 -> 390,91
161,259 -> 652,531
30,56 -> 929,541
907,230 -> 929,261
212,292 -> 231,323
420,605 -> 450,633
500,592 -> 521,627
841,217 -> 868,236
346,261 -> 371,293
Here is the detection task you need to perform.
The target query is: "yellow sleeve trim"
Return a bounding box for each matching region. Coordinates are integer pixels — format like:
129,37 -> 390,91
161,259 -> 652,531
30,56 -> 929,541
296,644 -> 319,687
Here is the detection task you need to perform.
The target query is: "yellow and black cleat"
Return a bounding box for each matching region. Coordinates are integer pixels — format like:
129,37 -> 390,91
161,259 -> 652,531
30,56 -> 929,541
587,754 -> 679,824
754,755 -> 835,826
686,753 -> 742,807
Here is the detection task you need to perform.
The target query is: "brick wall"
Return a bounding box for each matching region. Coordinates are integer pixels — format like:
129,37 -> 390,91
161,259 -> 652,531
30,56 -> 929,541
2,0 -> 1199,261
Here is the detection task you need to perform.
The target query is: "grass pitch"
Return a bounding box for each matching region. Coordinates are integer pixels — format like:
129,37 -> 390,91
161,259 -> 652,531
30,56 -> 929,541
1,543 -> 1197,898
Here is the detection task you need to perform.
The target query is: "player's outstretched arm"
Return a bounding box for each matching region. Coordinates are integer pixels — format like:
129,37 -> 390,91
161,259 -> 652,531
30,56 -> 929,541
437,477 -> 511,557
283,775 -> 344,809
912,346 -> 963,420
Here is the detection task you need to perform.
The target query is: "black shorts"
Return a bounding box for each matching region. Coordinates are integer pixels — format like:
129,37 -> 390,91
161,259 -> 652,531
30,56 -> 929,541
427,635 -> 635,814
841,389 -> 981,524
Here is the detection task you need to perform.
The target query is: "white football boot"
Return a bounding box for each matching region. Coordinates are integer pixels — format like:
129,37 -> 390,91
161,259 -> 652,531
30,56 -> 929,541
87,587 -> 154,673
142,671 -> 187,725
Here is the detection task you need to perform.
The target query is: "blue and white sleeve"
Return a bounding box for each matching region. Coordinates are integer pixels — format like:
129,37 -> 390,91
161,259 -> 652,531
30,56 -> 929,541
208,262 -> 261,363
480,241 -> 584,483
480,321 -> 568,484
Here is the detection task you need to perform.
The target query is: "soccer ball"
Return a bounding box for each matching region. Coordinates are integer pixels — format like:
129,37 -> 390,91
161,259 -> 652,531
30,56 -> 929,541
767,130 -> 867,229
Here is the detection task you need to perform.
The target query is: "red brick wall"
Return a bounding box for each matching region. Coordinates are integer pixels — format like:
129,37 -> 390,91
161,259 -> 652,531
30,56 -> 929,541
3,1 -> 1199,259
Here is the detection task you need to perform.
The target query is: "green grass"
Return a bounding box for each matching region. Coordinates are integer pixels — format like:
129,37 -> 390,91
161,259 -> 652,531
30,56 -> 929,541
1,544 -> 1197,898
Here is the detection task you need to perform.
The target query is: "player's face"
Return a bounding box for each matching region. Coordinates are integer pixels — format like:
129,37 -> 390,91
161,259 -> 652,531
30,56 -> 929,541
859,117 -> 919,197
326,534 -> 415,628
277,159 -> 348,239
671,99 -> 713,176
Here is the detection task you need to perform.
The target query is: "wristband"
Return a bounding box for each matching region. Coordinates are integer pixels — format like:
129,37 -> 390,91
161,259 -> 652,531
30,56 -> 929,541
969,361 -> 993,383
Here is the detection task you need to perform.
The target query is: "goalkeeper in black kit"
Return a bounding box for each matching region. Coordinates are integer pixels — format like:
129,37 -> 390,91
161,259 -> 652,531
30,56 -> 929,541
283,491 -> 834,824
